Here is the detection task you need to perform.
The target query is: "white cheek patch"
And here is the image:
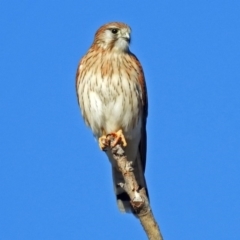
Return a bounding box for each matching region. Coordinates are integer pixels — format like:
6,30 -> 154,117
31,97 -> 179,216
102,28 -> 130,51
115,38 -> 129,51
103,31 -> 114,46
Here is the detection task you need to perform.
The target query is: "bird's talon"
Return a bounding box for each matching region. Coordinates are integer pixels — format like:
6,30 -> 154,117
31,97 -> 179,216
98,135 -> 109,151
108,129 -> 127,148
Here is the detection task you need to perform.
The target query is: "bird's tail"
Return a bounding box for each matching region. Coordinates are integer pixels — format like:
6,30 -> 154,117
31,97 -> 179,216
112,152 -> 149,213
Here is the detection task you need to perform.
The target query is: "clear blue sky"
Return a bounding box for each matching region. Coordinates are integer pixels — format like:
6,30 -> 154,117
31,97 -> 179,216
1,1 -> 239,239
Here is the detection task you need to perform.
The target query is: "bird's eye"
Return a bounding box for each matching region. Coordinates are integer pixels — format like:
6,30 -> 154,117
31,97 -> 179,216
111,28 -> 119,34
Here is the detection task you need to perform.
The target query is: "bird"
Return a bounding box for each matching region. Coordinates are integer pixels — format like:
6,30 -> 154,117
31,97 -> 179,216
76,22 -> 148,213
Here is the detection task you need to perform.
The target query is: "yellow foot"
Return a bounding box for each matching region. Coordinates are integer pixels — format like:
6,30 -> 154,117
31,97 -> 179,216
107,129 -> 127,148
98,135 -> 109,151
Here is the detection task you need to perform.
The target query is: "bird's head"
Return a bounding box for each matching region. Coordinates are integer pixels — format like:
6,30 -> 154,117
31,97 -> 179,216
93,22 -> 131,52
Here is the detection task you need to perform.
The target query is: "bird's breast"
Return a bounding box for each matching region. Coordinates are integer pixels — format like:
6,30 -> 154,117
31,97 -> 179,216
78,64 -> 143,138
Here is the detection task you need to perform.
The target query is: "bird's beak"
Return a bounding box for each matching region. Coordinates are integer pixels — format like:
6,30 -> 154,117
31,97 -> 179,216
122,32 -> 130,43
124,32 -> 130,40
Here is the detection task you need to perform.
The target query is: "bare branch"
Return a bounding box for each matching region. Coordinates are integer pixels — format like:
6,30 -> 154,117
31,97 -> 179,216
107,136 -> 164,240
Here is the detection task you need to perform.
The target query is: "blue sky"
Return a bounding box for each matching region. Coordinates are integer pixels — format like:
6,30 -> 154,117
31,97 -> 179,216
1,1 -> 240,239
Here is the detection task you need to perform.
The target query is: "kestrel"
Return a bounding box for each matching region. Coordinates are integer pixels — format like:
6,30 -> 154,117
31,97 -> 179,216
76,22 -> 148,213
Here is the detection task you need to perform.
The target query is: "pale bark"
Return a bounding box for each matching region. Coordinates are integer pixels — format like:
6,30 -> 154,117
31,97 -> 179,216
107,136 -> 163,240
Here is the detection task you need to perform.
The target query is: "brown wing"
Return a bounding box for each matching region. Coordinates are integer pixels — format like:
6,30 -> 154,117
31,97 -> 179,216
130,53 -> 148,173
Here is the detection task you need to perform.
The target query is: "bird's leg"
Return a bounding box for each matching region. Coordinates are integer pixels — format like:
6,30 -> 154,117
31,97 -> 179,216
99,129 -> 127,150
98,129 -> 109,151
107,129 -> 127,148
